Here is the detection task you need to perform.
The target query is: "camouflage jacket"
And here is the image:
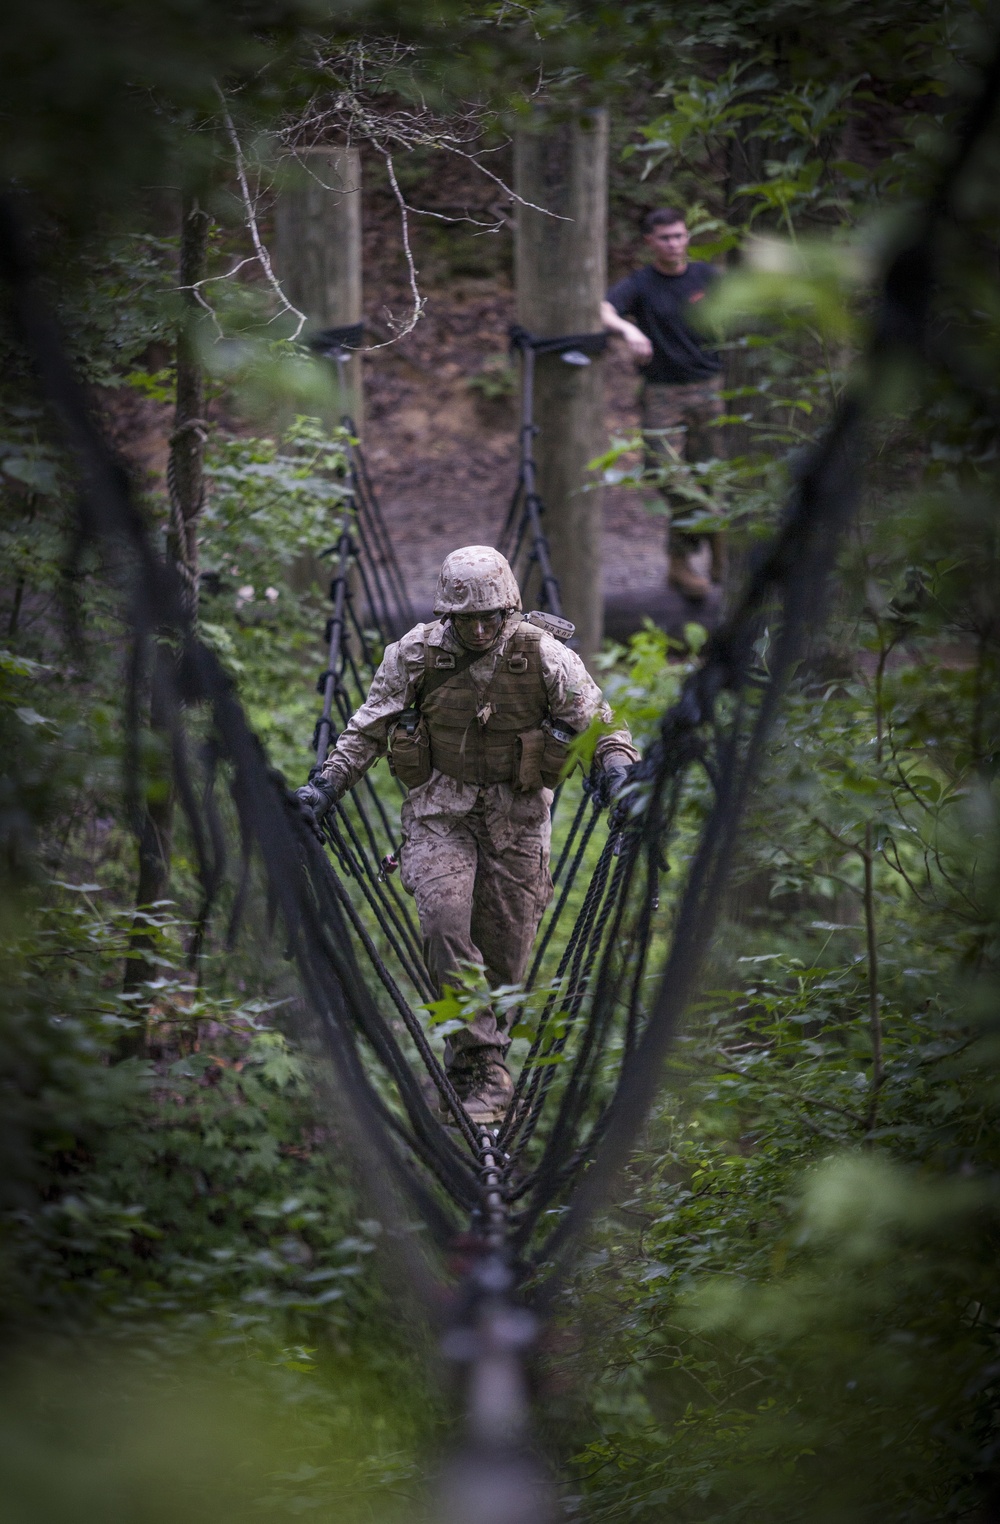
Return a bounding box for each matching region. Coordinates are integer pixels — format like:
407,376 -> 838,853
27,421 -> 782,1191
317,614 -> 638,843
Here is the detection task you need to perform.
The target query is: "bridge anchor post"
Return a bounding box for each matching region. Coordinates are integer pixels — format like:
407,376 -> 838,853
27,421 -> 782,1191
514,109 -> 608,665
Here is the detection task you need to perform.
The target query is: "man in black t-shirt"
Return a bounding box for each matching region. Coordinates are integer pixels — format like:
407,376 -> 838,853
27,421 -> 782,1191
602,208 -> 726,601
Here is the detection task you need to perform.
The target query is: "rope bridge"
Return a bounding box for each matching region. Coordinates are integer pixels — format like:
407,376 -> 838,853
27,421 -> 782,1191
3,40 -> 997,1514
295,328 -> 662,1228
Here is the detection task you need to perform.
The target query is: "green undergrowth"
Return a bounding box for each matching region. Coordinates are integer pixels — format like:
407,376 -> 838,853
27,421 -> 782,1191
0,700 -> 433,1514
0,1344 -> 426,1524
0,882 -> 439,1519
543,527 -> 1000,1518
0,414 -> 440,1516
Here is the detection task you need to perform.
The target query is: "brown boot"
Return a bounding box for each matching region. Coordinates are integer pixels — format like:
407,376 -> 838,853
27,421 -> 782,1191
448,1049 -> 514,1125
668,531 -> 710,600
708,531 -> 728,586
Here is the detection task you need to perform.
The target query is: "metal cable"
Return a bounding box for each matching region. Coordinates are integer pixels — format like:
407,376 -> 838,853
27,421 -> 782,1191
324,812 -> 431,997
345,421 -> 415,628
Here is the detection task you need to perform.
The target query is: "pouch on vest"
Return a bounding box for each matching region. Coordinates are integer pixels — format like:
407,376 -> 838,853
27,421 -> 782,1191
515,728 -> 547,792
388,708 -> 432,789
540,720 -> 574,789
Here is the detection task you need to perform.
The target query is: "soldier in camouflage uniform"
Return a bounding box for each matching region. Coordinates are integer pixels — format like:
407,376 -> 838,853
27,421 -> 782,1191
296,546 -> 638,1124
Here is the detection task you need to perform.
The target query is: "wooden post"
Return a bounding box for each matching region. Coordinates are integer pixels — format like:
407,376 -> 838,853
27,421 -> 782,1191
514,109 -> 608,663
274,146 -> 364,428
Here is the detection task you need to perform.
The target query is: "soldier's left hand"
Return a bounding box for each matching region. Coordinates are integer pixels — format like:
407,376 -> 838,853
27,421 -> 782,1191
594,757 -> 635,809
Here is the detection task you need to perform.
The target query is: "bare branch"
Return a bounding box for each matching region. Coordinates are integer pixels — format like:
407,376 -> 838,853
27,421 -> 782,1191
255,36 -> 578,353
373,150 -> 425,344
183,256 -> 257,289
212,43 -> 570,356
280,37 -> 569,216
215,84 -> 308,341
439,142 -> 566,220
177,256 -> 259,340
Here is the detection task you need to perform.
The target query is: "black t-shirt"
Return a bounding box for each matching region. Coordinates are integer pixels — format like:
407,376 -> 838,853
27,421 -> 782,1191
606,261 -> 721,384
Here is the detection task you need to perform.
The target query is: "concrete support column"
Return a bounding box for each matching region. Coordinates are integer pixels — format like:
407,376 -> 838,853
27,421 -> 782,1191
514,109 -> 608,663
274,146 -> 364,428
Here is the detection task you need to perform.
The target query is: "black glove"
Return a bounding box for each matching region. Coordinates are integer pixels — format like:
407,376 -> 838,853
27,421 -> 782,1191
602,759 -> 633,800
295,779 -> 338,836
594,755 -> 637,811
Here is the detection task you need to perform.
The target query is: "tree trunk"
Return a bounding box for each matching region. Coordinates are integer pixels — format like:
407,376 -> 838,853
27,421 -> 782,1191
120,193 -> 209,1044
168,194 -> 210,613
514,110 -> 608,666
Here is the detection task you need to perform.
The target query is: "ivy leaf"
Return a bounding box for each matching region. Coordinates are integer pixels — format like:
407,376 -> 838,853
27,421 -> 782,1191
3,455 -> 62,496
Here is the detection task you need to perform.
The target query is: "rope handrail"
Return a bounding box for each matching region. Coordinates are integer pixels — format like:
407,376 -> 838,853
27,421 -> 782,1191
497,324 -> 586,618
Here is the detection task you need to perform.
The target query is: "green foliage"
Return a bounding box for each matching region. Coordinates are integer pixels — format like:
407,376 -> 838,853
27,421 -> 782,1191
424,967 -> 572,1058
629,60 -> 780,183
2,886 -> 327,1312
707,237 -> 870,347
59,236 -> 180,388
203,338 -> 341,423
557,431 -> 1000,1521
547,22 -> 1000,1502
0,0 -> 349,227
198,416 -> 354,776
467,354 -> 518,401
0,880 -> 438,1514
0,1347 -> 427,1522
593,622 -> 702,748
0,377 -> 432,1510
559,657 -> 1000,1517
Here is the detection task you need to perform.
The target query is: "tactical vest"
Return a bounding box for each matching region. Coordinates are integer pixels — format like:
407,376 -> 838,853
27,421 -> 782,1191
420,623 -> 557,789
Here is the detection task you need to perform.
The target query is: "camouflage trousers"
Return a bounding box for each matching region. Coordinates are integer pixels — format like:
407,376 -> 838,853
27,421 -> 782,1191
641,377 -> 725,538
399,792 -> 553,1063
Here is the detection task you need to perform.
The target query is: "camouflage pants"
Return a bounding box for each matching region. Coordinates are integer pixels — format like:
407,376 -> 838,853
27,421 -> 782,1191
399,793 -> 553,1063
641,377 -> 724,538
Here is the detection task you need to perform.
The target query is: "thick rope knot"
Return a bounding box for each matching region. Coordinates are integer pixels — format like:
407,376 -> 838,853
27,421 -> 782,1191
169,417 -> 210,445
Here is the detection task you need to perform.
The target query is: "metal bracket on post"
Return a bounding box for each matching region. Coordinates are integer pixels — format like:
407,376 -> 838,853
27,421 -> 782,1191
308,320 -> 364,375
508,325 -> 608,363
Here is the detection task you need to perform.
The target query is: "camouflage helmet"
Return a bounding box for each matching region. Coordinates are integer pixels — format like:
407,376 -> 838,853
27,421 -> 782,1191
433,545 -> 522,615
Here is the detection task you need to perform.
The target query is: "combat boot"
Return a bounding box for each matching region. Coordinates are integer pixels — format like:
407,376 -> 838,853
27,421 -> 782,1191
448,1048 -> 514,1125
667,530 -> 710,601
